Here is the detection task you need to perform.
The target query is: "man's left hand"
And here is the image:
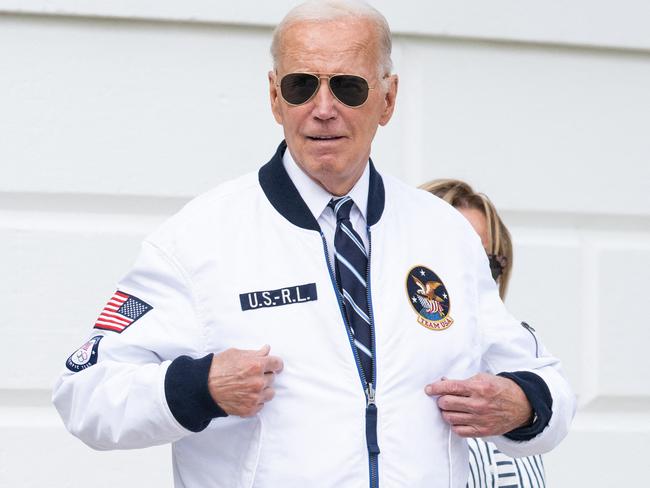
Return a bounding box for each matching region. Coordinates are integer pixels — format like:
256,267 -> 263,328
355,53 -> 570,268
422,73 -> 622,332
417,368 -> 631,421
425,373 -> 533,437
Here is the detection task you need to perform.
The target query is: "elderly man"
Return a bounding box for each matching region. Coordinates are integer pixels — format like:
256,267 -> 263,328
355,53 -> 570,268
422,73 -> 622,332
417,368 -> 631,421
53,1 -> 574,487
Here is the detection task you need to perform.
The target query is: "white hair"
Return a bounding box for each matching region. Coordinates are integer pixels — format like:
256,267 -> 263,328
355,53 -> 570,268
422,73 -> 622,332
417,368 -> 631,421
270,0 -> 393,79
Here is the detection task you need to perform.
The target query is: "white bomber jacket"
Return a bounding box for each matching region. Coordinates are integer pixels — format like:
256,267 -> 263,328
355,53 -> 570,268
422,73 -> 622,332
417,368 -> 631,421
53,142 -> 575,488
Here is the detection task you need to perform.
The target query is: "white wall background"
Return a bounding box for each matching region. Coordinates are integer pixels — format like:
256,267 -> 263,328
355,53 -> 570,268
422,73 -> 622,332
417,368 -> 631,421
1,1 -> 649,486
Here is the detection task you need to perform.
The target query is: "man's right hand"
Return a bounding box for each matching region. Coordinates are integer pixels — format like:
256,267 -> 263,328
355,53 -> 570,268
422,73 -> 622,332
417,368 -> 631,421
208,344 -> 284,417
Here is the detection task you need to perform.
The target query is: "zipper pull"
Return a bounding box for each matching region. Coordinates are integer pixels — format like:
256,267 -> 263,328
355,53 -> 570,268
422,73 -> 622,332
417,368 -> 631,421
365,382 -> 380,455
366,382 -> 376,406
521,321 -> 536,332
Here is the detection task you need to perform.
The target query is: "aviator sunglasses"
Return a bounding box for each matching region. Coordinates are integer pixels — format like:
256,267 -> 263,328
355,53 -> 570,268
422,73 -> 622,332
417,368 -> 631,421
278,72 -> 377,108
488,253 -> 508,281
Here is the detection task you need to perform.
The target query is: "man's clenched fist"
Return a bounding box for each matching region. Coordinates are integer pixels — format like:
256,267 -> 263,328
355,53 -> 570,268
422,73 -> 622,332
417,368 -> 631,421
425,373 -> 533,437
208,345 -> 284,417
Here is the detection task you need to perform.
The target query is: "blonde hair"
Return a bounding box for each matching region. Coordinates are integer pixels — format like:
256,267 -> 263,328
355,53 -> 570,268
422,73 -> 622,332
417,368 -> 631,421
270,0 -> 393,81
420,178 -> 513,299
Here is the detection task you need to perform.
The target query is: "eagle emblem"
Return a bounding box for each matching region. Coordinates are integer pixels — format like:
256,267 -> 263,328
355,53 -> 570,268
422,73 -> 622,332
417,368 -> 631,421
406,266 -> 453,330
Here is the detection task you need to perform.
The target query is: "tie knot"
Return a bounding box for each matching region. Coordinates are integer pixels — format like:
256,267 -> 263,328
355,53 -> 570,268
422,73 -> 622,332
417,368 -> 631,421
328,196 -> 354,222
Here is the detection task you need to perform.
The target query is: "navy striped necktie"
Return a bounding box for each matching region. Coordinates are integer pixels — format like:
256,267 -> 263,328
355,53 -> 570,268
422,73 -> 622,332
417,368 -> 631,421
328,196 -> 373,382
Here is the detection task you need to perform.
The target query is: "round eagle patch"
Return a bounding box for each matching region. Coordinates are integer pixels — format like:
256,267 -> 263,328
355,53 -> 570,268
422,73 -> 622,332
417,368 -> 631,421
406,266 -> 453,330
66,335 -> 103,372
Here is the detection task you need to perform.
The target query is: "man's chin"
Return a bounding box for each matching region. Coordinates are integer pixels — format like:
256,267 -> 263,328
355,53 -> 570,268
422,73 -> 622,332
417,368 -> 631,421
302,148 -> 344,171
312,164 -> 363,196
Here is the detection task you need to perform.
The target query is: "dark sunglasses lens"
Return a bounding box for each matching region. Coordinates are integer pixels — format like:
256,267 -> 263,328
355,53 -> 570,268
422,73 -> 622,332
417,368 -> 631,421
488,254 -> 508,281
488,254 -> 504,281
280,73 -> 319,105
330,75 -> 369,106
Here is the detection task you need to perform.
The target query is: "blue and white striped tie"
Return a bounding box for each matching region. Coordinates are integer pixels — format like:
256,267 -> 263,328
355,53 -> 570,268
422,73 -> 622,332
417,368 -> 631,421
329,196 -> 373,381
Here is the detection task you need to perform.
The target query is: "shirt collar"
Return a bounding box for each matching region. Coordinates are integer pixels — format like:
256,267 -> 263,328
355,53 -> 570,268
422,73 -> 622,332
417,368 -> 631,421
282,149 -> 369,221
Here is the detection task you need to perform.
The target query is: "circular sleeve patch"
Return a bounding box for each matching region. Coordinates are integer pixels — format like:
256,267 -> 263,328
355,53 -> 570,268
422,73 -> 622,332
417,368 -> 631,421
405,266 -> 454,330
66,335 -> 103,372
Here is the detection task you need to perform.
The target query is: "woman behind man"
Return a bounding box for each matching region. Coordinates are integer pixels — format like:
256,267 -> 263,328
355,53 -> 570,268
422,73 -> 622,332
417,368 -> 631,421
421,179 -> 546,488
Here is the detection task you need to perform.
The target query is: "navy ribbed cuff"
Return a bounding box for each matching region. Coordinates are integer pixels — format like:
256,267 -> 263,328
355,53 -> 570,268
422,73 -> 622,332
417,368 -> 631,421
498,371 -> 552,441
164,353 -> 228,432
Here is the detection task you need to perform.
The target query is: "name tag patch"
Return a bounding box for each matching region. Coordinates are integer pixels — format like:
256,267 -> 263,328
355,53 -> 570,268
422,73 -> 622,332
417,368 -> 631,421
240,283 -> 317,311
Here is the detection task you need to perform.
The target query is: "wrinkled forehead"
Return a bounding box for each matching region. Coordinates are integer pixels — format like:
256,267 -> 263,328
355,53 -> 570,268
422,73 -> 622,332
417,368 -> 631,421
276,19 -> 380,73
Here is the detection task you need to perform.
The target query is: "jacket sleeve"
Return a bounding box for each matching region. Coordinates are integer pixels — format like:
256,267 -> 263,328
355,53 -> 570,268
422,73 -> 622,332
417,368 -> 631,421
473,242 -> 576,457
52,240 -> 224,450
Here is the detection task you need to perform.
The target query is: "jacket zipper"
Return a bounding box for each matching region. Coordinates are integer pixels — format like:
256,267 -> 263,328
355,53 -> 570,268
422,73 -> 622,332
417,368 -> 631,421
366,229 -> 379,488
321,231 -> 379,488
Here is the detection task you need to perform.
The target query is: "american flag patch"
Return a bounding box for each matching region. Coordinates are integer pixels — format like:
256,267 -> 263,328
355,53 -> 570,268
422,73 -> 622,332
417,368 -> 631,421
94,290 -> 152,333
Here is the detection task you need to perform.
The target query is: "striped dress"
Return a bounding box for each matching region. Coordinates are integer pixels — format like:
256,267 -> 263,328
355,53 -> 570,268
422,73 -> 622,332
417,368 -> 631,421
467,438 -> 546,488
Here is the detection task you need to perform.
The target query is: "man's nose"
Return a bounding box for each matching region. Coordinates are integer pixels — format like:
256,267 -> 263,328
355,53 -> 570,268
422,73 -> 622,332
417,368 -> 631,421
311,78 -> 337,119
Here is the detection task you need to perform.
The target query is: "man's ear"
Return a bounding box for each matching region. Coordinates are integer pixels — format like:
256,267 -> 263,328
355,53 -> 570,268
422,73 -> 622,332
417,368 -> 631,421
269,70 -> 284,125
379,74 -> 398,126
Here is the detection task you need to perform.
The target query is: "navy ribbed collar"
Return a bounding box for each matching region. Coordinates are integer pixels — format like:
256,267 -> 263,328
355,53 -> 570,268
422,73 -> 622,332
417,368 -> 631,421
258,141 -> 385,232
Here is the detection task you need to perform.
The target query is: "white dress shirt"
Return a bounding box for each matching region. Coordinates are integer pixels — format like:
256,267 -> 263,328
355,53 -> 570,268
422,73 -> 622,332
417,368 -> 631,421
282,150 -> 370,271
